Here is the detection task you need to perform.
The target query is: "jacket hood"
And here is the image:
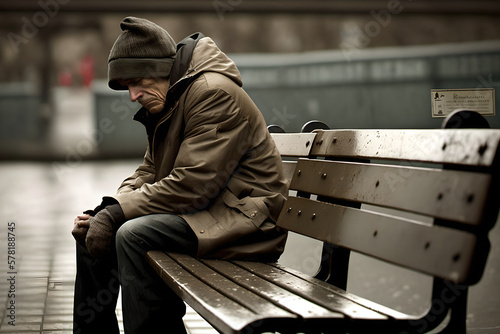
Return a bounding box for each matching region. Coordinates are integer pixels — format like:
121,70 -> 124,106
178,36 -> 243,88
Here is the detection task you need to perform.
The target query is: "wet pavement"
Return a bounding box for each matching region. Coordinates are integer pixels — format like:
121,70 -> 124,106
0,160 -> 216,334
0,160 -> 499,333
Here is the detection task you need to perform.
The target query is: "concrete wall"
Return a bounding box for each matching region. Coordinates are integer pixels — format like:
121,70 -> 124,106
235,40 -> 500,131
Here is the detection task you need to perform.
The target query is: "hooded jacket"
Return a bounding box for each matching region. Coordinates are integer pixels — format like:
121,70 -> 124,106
111,34 -> 289,260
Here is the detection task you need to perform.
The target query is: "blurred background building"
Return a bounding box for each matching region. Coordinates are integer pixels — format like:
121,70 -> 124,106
1,0 -> 500,159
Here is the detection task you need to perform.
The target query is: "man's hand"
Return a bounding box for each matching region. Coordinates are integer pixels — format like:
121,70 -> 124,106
85,208 -> 117,259
72,214 -> 91,247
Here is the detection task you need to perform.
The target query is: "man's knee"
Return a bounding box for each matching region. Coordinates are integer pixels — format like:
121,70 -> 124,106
115,214 -> 197,255
115,217 -> 146,249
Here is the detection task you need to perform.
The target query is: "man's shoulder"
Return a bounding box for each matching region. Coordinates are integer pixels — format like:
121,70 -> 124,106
194,71 -> 240,91
183,72 -> 242,103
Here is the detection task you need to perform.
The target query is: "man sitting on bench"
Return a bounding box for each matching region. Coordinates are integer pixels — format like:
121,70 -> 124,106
71,16 -> 288,334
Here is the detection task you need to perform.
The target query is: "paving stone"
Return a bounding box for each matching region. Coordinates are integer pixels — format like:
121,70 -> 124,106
0,323 -> 42,331
9,315 -> 42,324
42,321 -> 73,330
43,315 -> 73,324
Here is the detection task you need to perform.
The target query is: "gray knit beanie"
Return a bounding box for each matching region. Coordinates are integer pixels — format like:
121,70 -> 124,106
108,17 -> 177,90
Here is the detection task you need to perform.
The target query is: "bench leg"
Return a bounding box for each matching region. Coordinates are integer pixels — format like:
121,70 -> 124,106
315,243 -> 350,290
441,282 -> 468,334
314,196 -> 359,290
423,279 -> 468,334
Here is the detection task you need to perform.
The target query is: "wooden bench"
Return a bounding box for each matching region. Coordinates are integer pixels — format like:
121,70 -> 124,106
147,127 -> 500,334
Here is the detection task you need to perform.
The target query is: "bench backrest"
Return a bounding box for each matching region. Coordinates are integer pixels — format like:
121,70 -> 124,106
270,132 -> 317,182
277,129 -> 500,285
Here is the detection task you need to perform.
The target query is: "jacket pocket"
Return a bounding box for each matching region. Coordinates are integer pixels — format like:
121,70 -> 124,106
222,190 -> 270,229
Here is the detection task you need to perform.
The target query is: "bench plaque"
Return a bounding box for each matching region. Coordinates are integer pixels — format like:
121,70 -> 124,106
431,88 -> 495,117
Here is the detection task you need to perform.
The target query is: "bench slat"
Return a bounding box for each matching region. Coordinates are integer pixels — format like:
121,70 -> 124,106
201,258 -> 345,320
291,159 -> 491,225
168,253 -> 295,318
277,197 -> 479,284
232,261 -> 390,321
147,251 -> 297,334
311,129 -> 500,167
271,132 -> 316,157
267,262 -> 416,322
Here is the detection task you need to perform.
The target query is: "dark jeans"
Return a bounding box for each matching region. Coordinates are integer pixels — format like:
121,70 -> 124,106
73,214 -> 198,334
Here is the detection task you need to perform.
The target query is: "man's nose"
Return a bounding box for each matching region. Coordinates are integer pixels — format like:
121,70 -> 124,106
129,87 -> 143,102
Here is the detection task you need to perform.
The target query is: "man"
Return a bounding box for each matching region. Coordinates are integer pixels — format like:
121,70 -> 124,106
72,17 -> 288,334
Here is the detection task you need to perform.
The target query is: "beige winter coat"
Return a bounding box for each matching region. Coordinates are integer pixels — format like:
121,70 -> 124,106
112,37 -> 288,260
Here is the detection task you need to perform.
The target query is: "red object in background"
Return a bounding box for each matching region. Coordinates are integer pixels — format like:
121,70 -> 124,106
58,70 -> 73,86
80,55 -> 94,87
